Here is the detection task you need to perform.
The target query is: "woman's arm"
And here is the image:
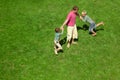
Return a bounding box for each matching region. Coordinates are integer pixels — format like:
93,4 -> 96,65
60,19 -> 69,30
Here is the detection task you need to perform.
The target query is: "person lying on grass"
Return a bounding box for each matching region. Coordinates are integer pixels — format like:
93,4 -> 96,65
80,10 -> 104,36
54,28 -> 64,54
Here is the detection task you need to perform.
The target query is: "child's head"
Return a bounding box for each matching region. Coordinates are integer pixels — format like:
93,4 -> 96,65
55,28 -> 61,33
81,10 -> 87,17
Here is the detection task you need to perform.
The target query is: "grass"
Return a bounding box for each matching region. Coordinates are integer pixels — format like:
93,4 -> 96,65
0,0 -> 120,80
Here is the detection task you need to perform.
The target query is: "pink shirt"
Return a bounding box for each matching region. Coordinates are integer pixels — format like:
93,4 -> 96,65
66,11 -> 77,26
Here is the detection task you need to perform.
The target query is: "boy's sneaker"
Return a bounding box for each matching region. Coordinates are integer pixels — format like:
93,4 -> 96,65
54,50 -> 58,54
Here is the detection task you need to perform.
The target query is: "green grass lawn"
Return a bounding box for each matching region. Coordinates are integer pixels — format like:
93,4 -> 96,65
0,0 -> 120,80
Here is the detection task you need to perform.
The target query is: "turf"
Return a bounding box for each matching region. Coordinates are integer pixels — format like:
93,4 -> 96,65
0,0 -> 120,80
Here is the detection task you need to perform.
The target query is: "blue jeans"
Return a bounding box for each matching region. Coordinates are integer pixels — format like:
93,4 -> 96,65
89,23 -> 96,32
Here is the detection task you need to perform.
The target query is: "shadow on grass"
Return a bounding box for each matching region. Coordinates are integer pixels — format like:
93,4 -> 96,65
77,24 -> 89,31
77,24 -> 104,33
59,37 -> 79,46
95,28 -> 104,32
59,37 -> 67,46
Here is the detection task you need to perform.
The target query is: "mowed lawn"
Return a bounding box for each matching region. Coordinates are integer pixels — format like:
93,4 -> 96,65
0,0 -> 120,80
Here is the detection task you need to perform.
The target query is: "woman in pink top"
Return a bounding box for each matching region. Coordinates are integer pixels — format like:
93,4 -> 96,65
61,6 -> 80,48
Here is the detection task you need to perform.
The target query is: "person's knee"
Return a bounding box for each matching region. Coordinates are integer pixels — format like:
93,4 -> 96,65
58,47 -> 62,50
67,37 -> 71,42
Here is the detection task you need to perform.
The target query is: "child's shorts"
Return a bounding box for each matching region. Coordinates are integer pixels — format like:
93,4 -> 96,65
89,23 -> 96,32
54,40 -> 62,49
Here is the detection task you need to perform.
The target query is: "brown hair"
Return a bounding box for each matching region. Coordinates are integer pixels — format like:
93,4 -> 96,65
72,6 -> 79,10
55,28 -> 60,33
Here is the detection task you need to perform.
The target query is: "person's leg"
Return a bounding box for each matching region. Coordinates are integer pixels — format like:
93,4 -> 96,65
54,41 -> 58,54
54,42 -> 63,54
89,23 -> 96,36
72,24 -> 78,44
91,22 -> 104,36
56,42 -> 62,51
96,21 -> 104,27
67,27 -> 73,48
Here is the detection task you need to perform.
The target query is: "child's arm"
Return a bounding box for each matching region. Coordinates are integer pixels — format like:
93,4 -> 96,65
79,16 -> 83,20
80,16 -> 86,22
60,28 -> 64,34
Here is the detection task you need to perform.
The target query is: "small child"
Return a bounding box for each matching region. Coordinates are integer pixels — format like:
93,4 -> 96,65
54,28 -> 63,54
80,10 -> 104,36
